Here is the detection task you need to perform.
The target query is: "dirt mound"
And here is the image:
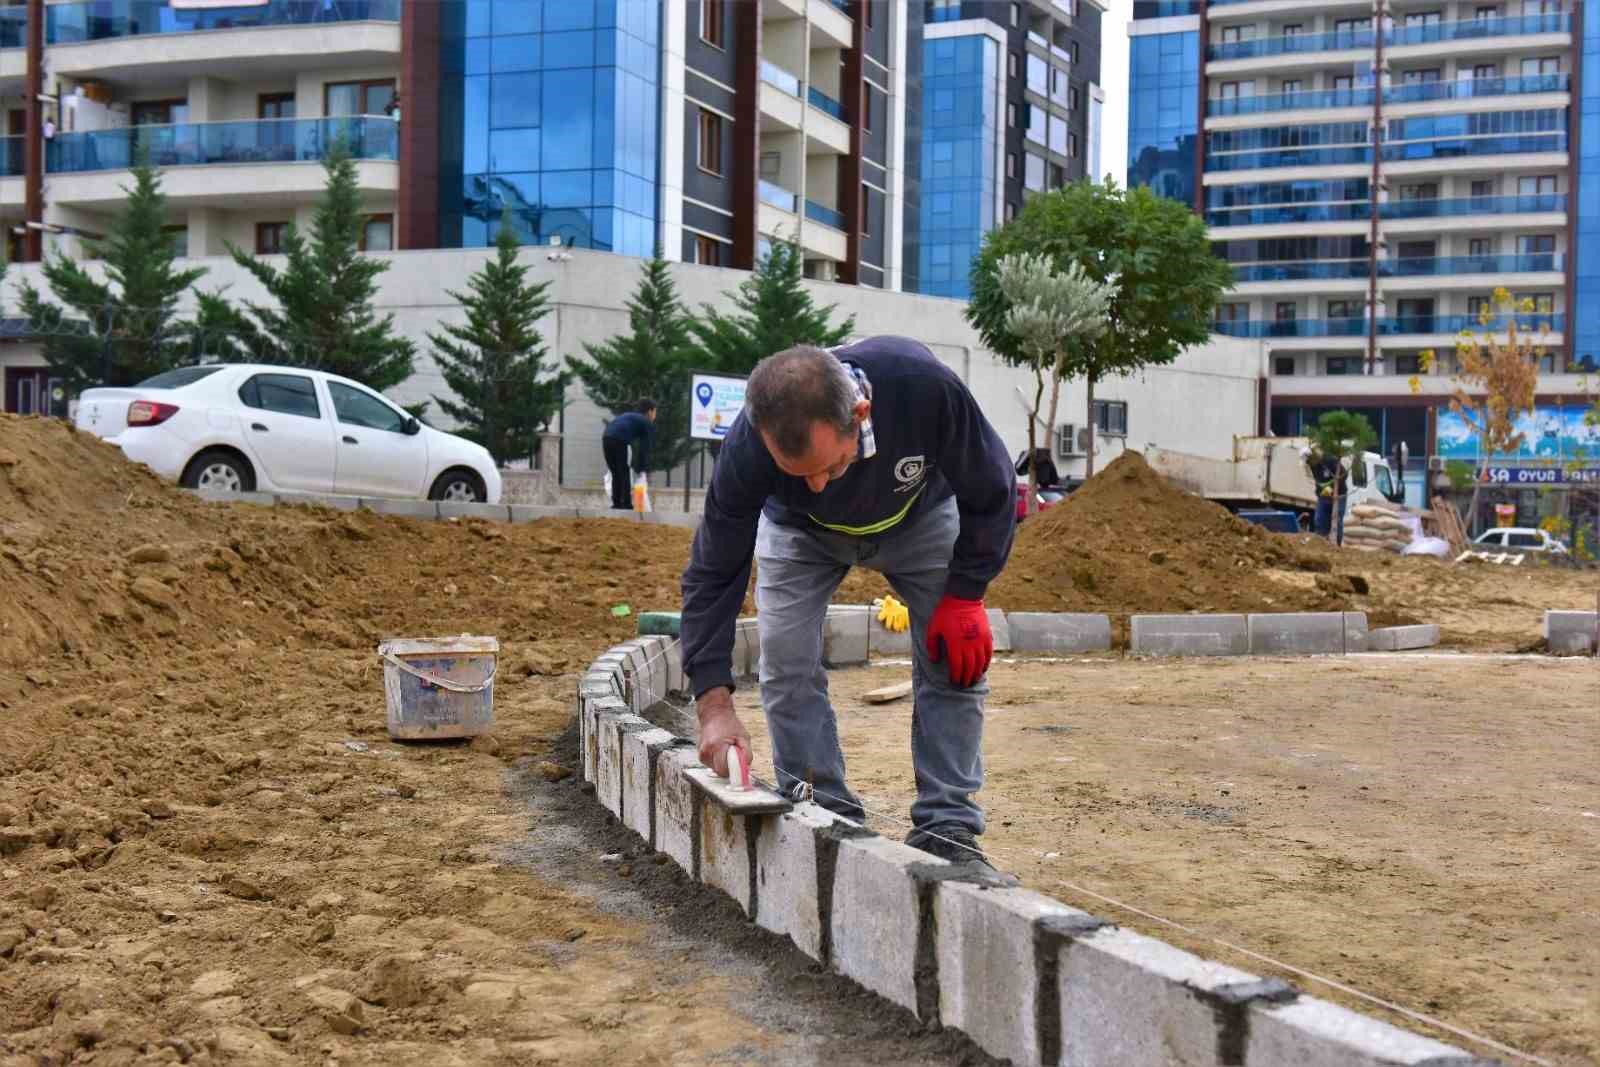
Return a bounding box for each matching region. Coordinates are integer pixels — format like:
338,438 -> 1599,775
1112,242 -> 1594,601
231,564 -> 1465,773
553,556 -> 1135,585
989,451 -> 1349,616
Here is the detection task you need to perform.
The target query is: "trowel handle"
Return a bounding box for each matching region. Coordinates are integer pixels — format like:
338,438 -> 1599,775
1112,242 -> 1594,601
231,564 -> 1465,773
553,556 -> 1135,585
727,741 -> 751,790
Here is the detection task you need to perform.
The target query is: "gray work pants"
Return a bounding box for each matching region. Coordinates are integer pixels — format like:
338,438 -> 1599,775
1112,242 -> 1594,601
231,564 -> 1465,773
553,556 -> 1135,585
754,496 -> 986,834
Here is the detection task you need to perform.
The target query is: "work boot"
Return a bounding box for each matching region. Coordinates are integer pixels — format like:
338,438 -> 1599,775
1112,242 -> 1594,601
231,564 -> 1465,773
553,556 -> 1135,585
905,823 -> 1013,884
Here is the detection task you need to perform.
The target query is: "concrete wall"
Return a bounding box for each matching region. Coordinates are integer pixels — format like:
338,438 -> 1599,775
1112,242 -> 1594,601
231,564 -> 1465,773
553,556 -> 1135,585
2,247 -> 1267,486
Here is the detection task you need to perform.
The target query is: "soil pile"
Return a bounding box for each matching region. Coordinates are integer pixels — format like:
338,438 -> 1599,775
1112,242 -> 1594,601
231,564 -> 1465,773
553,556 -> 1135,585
989,451 -> 1351,616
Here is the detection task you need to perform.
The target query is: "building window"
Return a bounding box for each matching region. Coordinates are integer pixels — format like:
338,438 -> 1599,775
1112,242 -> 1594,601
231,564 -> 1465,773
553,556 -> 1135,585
1024,152 -> 1044,192
700,0 -> 724,47
697,108 -> 723,175
1048,162 -> 1066,188
1067,132 -> 1078,158
255,221 -> 289,255
1092,399 -> 1128,436
1004,202 -> 1017,222
163,226 -> 188,258
1521,56 -> 1560,77
1468,237 -> 1494,257
1006,152 -> 1018,179
360,214 -> 393,252
865,0 -> 873,27
1282,23 -> 1303,36
1275,302 -> 1297,322
258,92 -> 294,120
692,234 -> 721,265
1327,299 -> 1357,319
1519,175 -> 1557,196
1006,102 -> 1017,128
863,90 -> 873,133
1011,3 -> 1020,26
325,79 -> 394,117
1217,302 -> 1249,323
1394,354 -> 1423,375
1069,42 -> 1079,64
1274,356 -> 1296,376
1326,356 -> 1363,375
1524,292 -> 1555,313
1398,182 -> 1438,200
1473,63 -> 1500,79
1517,233 -> 1556,255
1471,179 -> 1496,199
1068,86 -> 1080,111
1468,295 -> 1492,319
861,184 -> 870,236
1008,52 -> 1019,79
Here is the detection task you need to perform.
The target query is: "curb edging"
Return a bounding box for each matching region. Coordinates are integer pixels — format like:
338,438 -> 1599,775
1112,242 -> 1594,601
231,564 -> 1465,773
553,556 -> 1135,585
574,608 -> 1497,1067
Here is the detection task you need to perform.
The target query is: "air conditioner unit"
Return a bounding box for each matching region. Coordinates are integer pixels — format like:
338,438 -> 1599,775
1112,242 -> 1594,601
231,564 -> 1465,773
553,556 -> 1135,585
1056,423 -> 1084,457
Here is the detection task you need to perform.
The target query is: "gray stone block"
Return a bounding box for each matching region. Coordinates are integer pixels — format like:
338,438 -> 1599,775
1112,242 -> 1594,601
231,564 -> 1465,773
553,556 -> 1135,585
575,507 -> 637,520
823,605 -> 871,668
279,492 -> 359,511
594,712 -> 628,818
869,611 -> 914,656
359,498 -> 439,519
642,512 -> 701,528
988,608 -> 1012,653
619,637 -> 668,710
1366,624 -> 1441,651
1007,612 -> 1113,654
754,802 -> 845,958
581,694 -> 624,785
1246,996 -> 1474,1067
437,501 -> 513,522
1130,614 -> 1248,657
663,641 -> 685,696
1060,925 -> 1262,1067
829,834 -> 944,1015
935,883 -> 1095,1066
1546,610 -> 1598,654
193,488 -> 276,507
621,725 -> 676,842
700,801 -> 757,916
507,505 -> 571,523
654,745 -> 700,874
1247,612 -> 1367,655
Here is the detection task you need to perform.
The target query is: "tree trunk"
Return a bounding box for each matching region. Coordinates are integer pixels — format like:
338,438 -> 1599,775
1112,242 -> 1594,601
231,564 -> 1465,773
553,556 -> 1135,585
1027,367 -> 1045,515
1084,373 -> 1097,480
1045,360 -> 1063,489
1330,470 -> 1341,546
1466,480 -> 1484,539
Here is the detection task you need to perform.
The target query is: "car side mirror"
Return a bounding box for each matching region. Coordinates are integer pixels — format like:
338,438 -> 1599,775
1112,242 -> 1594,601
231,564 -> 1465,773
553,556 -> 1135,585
403,417 -> 421,436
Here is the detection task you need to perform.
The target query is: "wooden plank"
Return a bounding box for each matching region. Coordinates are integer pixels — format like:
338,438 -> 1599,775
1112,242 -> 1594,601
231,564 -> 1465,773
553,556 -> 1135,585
863,680 -> 913,704
686,767 -> 793,815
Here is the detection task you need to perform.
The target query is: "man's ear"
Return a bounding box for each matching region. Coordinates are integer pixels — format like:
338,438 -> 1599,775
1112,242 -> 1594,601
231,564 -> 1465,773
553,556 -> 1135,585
853,397 -> 871,423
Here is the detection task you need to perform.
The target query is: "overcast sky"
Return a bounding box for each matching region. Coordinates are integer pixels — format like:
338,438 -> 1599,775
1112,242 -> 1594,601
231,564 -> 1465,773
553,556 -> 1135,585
1098,0 -> 1131,186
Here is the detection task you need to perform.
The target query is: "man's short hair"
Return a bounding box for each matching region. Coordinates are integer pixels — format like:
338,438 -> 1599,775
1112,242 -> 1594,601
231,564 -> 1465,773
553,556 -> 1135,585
744,345 -> 858,460
635,398 -> 658,415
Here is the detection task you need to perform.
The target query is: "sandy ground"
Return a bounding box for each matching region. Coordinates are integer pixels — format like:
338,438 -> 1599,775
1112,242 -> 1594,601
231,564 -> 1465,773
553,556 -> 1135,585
728,656 -> 1600,1067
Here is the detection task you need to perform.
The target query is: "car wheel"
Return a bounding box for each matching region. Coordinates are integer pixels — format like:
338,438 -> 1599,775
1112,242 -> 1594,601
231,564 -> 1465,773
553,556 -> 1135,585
429,469 -> 486,503
181,450 -> 254,493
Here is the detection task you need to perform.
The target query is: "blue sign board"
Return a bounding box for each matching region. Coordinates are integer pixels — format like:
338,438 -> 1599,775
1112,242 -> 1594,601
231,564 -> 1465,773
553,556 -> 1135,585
1438,403 -> 1600,462
1479,465 -> 1600,485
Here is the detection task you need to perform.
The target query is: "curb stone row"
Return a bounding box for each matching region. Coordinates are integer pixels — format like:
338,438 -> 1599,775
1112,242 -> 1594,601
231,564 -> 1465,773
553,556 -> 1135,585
187,488 -> 701,527
575,609 -> 1495,1067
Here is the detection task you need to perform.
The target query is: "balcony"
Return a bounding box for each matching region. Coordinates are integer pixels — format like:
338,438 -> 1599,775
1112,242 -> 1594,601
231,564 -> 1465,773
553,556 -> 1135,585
804,199 -> 845,230
760,58 -> 802,97
1384,73 -> 1569,107
1386,253 -> 1563,278
2,134 -> 19,177
1378,194 -> 1565,221
758,179 -> 798,214
1208,27 -> 1375,63
1207,146 -> 1372,172
1231,260 -> 1371,283
807,86 -> 845,121
1133,1 -> 1199,15
45,0 -> 398,43
1,5 -> 23,48
1381,133 -> 1567,164
1207,202 -> 1370,226
1216,313 -> 1564,338
48,117 -> 396,173
1386,13 -> 1569,50
1209,87 -> 1373,118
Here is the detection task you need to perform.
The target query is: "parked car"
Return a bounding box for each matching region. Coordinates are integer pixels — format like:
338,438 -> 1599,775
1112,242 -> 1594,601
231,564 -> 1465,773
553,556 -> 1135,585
74,364 -> 501,503
1472,527 -> 1568,554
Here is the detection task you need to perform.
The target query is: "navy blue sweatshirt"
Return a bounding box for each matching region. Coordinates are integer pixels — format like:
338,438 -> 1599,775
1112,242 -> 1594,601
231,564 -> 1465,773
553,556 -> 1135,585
603,411 -> 654,473
680,336 -> 1017,697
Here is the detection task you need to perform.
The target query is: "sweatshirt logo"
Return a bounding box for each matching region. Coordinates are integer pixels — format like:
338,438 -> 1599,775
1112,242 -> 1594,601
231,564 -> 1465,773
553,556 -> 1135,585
893,455 -> 927,493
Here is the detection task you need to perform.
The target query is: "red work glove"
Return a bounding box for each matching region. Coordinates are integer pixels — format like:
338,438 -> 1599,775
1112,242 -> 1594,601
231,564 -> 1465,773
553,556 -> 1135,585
926,595 -> 992,688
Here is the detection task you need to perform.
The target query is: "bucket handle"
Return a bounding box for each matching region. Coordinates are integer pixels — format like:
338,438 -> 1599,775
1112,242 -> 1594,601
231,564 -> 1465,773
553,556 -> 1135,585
381,652 -> 498,694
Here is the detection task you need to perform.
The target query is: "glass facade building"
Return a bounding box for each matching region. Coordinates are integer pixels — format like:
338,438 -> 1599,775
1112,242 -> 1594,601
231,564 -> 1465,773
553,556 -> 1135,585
917,33 -> 999,300
436,0 -> 660,256
1127,28 -> 1198,207
1576,7 -> 1600,369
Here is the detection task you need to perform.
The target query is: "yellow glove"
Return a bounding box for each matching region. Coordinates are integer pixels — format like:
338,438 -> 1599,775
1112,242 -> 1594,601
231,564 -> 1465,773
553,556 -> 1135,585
875,594 -> 910,633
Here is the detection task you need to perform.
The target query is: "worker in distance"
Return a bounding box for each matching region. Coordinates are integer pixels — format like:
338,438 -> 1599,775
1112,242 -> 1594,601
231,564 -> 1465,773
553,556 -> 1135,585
680,338 -> 1017,871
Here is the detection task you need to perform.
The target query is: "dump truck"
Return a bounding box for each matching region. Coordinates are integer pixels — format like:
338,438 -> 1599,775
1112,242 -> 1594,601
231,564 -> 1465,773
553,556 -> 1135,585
1145,436 -> 1403,528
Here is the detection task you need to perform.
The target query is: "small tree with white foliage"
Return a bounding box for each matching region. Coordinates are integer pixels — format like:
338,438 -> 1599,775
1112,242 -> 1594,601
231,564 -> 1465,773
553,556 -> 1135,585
996,252 -> 1116,511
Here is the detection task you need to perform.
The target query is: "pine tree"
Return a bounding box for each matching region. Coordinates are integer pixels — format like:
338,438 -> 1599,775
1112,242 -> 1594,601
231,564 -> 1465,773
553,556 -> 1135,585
568,253 -> 696,472
426,217 -> 569,465
223,143 -> 414,390
689,237 -> 855,375
13,161 -> 224,390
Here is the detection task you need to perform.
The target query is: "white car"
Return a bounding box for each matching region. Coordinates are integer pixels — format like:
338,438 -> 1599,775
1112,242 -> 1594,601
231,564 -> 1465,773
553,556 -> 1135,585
1473,527 -> 1569,554
75,364 -> 501,503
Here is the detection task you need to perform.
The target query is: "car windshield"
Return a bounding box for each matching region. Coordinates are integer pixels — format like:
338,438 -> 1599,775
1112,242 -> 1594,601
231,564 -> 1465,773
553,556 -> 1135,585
135,365 -> 225,390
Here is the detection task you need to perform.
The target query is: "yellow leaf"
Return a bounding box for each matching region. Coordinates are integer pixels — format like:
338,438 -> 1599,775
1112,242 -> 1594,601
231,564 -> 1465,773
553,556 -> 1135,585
1407,375 -> 1421,394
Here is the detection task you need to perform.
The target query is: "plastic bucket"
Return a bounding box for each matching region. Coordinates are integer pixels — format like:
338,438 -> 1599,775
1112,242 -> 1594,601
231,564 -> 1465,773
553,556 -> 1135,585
377,635 -> 499,740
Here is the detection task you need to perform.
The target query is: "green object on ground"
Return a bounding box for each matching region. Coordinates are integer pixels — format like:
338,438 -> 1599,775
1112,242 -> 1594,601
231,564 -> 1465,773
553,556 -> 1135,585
611,604 -> 633,618
638,611 -> 682,636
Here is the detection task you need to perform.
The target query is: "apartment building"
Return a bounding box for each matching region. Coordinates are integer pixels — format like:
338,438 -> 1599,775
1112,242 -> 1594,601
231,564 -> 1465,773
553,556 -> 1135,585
917,0 -> 1104,298
1131,0 -> 1600,531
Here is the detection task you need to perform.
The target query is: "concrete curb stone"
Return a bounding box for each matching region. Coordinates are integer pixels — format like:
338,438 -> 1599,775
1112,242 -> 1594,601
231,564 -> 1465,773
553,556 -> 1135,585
1006,612 -> 1113,654
1367,624 -> 1442,651
823,605 -> 871,667
1130,614 -> 1249,656
1545,610 -> 1598,654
